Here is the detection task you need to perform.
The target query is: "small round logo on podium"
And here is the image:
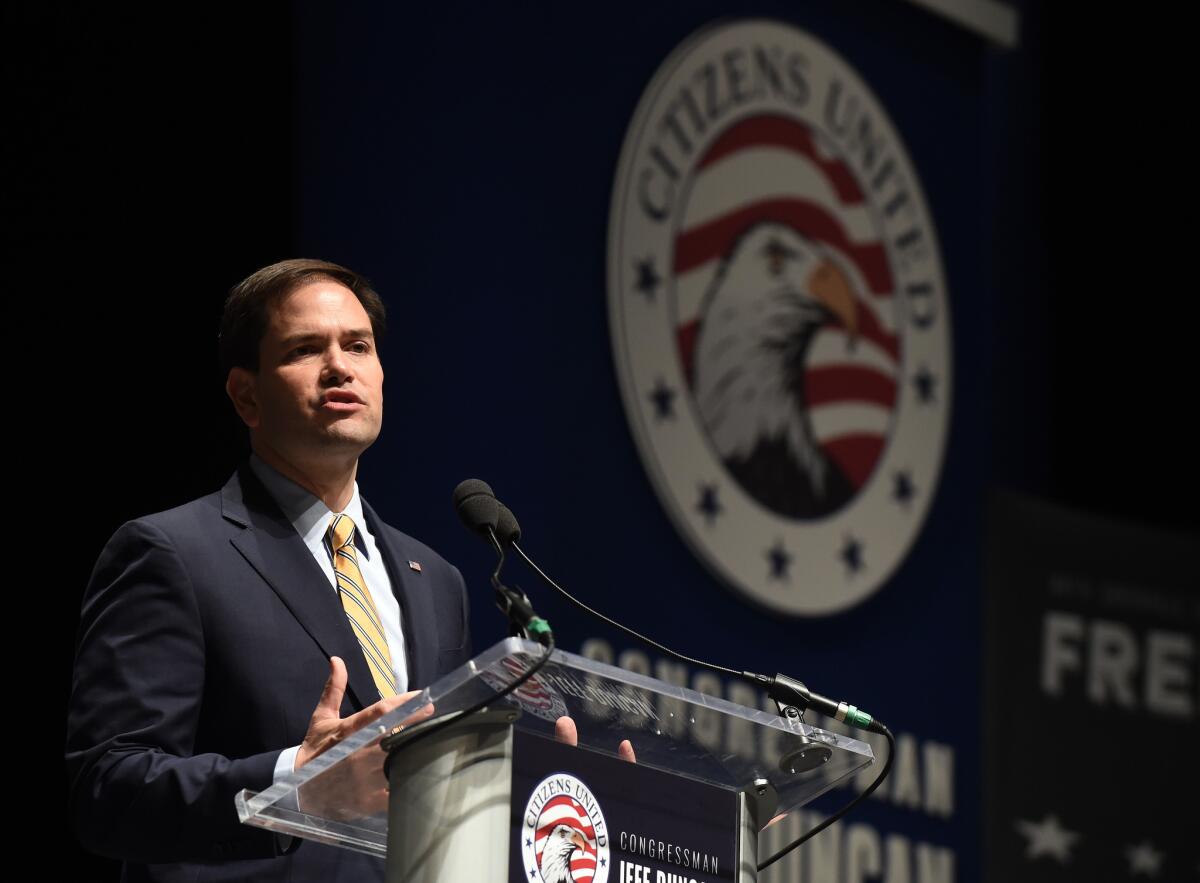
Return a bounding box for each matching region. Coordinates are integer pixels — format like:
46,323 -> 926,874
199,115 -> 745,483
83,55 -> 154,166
479,655 -> 569,723
607,19 -> 951,616
521,773 -> 610,883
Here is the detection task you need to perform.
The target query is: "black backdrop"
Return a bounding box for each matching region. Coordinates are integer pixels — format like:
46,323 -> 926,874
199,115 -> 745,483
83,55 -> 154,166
13,2 -> 1194,877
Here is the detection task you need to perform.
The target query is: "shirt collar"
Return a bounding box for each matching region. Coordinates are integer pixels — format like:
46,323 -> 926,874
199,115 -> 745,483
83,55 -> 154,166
249,453 -> 372,559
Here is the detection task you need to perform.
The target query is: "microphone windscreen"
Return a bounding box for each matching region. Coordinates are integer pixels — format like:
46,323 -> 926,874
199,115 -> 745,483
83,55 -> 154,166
453,479 -> 499,536
495,503 -> 522,544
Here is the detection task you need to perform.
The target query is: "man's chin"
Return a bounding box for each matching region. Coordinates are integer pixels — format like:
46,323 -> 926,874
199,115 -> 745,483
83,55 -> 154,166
316,424 -> 381,451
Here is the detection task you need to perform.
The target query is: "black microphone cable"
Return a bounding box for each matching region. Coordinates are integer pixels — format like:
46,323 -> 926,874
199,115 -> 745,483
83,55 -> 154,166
757,722 -> 894,871
510,539 -> 887,733
508,539 -> 744,678
463,479 -> 896,867
503,509 -> 897,870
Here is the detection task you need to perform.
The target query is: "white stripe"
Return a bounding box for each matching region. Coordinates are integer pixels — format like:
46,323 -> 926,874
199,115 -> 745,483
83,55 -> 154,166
681,146 -> 878,243
810,402 -> 891,441
808,330 -> 899,376
537,804 -> 588,828
674,263 -> 718,326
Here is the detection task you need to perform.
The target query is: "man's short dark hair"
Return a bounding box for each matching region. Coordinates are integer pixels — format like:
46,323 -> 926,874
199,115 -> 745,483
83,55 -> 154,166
219,258 -> 387,375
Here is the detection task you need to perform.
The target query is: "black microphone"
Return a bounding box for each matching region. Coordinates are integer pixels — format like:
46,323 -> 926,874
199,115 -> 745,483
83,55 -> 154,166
744,672 -> 888,735
495,502 -> 521,545
452,478 -> 499,538
452,479 -> 552,646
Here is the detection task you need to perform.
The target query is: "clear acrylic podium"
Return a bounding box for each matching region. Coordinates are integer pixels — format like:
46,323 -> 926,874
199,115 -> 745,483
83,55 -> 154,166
236,638 -> 874,882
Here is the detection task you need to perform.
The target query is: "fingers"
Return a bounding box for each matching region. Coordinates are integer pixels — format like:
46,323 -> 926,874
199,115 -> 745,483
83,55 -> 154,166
342,692 -> 407,733
387,689 -> 435,727
315,657 -> 348,718
300,672 -> 421,770
618,739 -> 636,764
343,690 -> 434,736
401,701 -> 435,728
557,717 -> 635,762
554,716 -> 579,746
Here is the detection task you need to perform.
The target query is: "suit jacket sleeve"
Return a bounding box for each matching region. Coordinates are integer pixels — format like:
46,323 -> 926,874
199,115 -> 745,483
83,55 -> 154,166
66,519 -> 289,864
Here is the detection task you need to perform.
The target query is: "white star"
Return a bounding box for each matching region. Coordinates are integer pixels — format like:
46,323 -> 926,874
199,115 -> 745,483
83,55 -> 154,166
1125,840 -> 1164,877
1014,814 -> 1080,863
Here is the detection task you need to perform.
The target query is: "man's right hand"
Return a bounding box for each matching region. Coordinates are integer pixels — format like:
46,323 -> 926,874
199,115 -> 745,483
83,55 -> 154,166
295,656 -> 430,770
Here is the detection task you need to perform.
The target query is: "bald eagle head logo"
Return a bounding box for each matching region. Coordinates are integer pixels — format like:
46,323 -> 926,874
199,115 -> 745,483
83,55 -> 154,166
539,824 -> 591,883
693,222 -> 861,519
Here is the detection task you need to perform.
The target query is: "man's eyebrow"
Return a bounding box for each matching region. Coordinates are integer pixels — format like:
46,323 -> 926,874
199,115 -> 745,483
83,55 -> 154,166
278,329 -> 376,347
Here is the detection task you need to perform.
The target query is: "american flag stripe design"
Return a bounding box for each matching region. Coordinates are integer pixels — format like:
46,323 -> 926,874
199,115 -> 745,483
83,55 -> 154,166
535,795 -> 598,882
674,113 -> 901,491
674,197 -> 893,293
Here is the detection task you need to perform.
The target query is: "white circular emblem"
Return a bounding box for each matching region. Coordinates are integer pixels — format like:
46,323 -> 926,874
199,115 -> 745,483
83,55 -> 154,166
521,773 -> 610,883
608,19 -> 951,615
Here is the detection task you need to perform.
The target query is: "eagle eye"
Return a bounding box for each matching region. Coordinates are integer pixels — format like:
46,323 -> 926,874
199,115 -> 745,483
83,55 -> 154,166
762,237 -> 801,277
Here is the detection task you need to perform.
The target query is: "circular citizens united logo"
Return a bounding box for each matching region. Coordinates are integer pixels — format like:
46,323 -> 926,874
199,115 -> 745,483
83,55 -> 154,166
607,19 -> 951,615
521,774 -> 610,883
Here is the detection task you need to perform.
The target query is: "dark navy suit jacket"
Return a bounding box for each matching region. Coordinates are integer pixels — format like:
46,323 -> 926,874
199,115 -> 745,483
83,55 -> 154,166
66,464 -> 473,882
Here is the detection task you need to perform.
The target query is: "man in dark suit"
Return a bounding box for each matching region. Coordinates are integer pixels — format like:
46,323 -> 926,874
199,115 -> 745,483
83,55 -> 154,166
66,259 -> 472,881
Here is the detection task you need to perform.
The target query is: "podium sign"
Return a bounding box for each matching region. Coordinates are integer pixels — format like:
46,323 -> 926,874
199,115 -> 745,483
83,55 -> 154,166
511,729 -> 735,882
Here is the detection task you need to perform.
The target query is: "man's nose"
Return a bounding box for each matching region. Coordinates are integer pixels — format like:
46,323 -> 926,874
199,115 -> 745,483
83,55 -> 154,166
320,346 -> 354,383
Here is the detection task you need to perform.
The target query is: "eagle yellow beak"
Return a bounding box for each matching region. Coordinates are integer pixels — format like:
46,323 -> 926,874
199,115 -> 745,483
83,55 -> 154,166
807,259 -> 859,344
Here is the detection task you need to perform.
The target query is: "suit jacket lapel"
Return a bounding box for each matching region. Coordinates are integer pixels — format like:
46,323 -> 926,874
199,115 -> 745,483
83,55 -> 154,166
220,464 -> 379,712
362,498 -> 437,689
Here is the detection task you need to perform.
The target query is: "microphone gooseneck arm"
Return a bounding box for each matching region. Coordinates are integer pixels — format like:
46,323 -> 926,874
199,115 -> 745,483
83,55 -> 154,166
489,530 -> 552,646
453,478 -> 553,646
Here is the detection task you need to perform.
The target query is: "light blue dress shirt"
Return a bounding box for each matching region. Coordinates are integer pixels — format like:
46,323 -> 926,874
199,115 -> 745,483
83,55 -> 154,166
248,455 -> 409,780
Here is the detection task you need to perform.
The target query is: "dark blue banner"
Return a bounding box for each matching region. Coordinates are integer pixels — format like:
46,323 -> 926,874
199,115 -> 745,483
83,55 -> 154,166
295,3 -> 1013,878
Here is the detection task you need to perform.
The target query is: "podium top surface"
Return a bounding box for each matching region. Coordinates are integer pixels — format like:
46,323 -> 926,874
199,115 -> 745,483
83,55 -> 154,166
237,638 -> 873,856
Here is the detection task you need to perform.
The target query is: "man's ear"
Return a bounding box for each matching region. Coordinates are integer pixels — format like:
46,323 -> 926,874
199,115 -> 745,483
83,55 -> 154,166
225,367 -> 260,429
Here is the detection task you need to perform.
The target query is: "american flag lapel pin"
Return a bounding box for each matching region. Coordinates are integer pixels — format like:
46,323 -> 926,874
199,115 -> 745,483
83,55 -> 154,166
408,560 -> 422,573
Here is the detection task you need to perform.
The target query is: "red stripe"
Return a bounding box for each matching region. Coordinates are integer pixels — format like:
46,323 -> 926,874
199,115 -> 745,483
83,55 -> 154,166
698,114 -> 865,204
673,198 -> 893,295
804,366 -> 897,409
822,434 -> 886,489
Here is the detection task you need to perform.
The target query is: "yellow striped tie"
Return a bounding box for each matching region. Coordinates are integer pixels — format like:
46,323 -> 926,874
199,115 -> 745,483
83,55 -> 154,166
327,514 -> 398,699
